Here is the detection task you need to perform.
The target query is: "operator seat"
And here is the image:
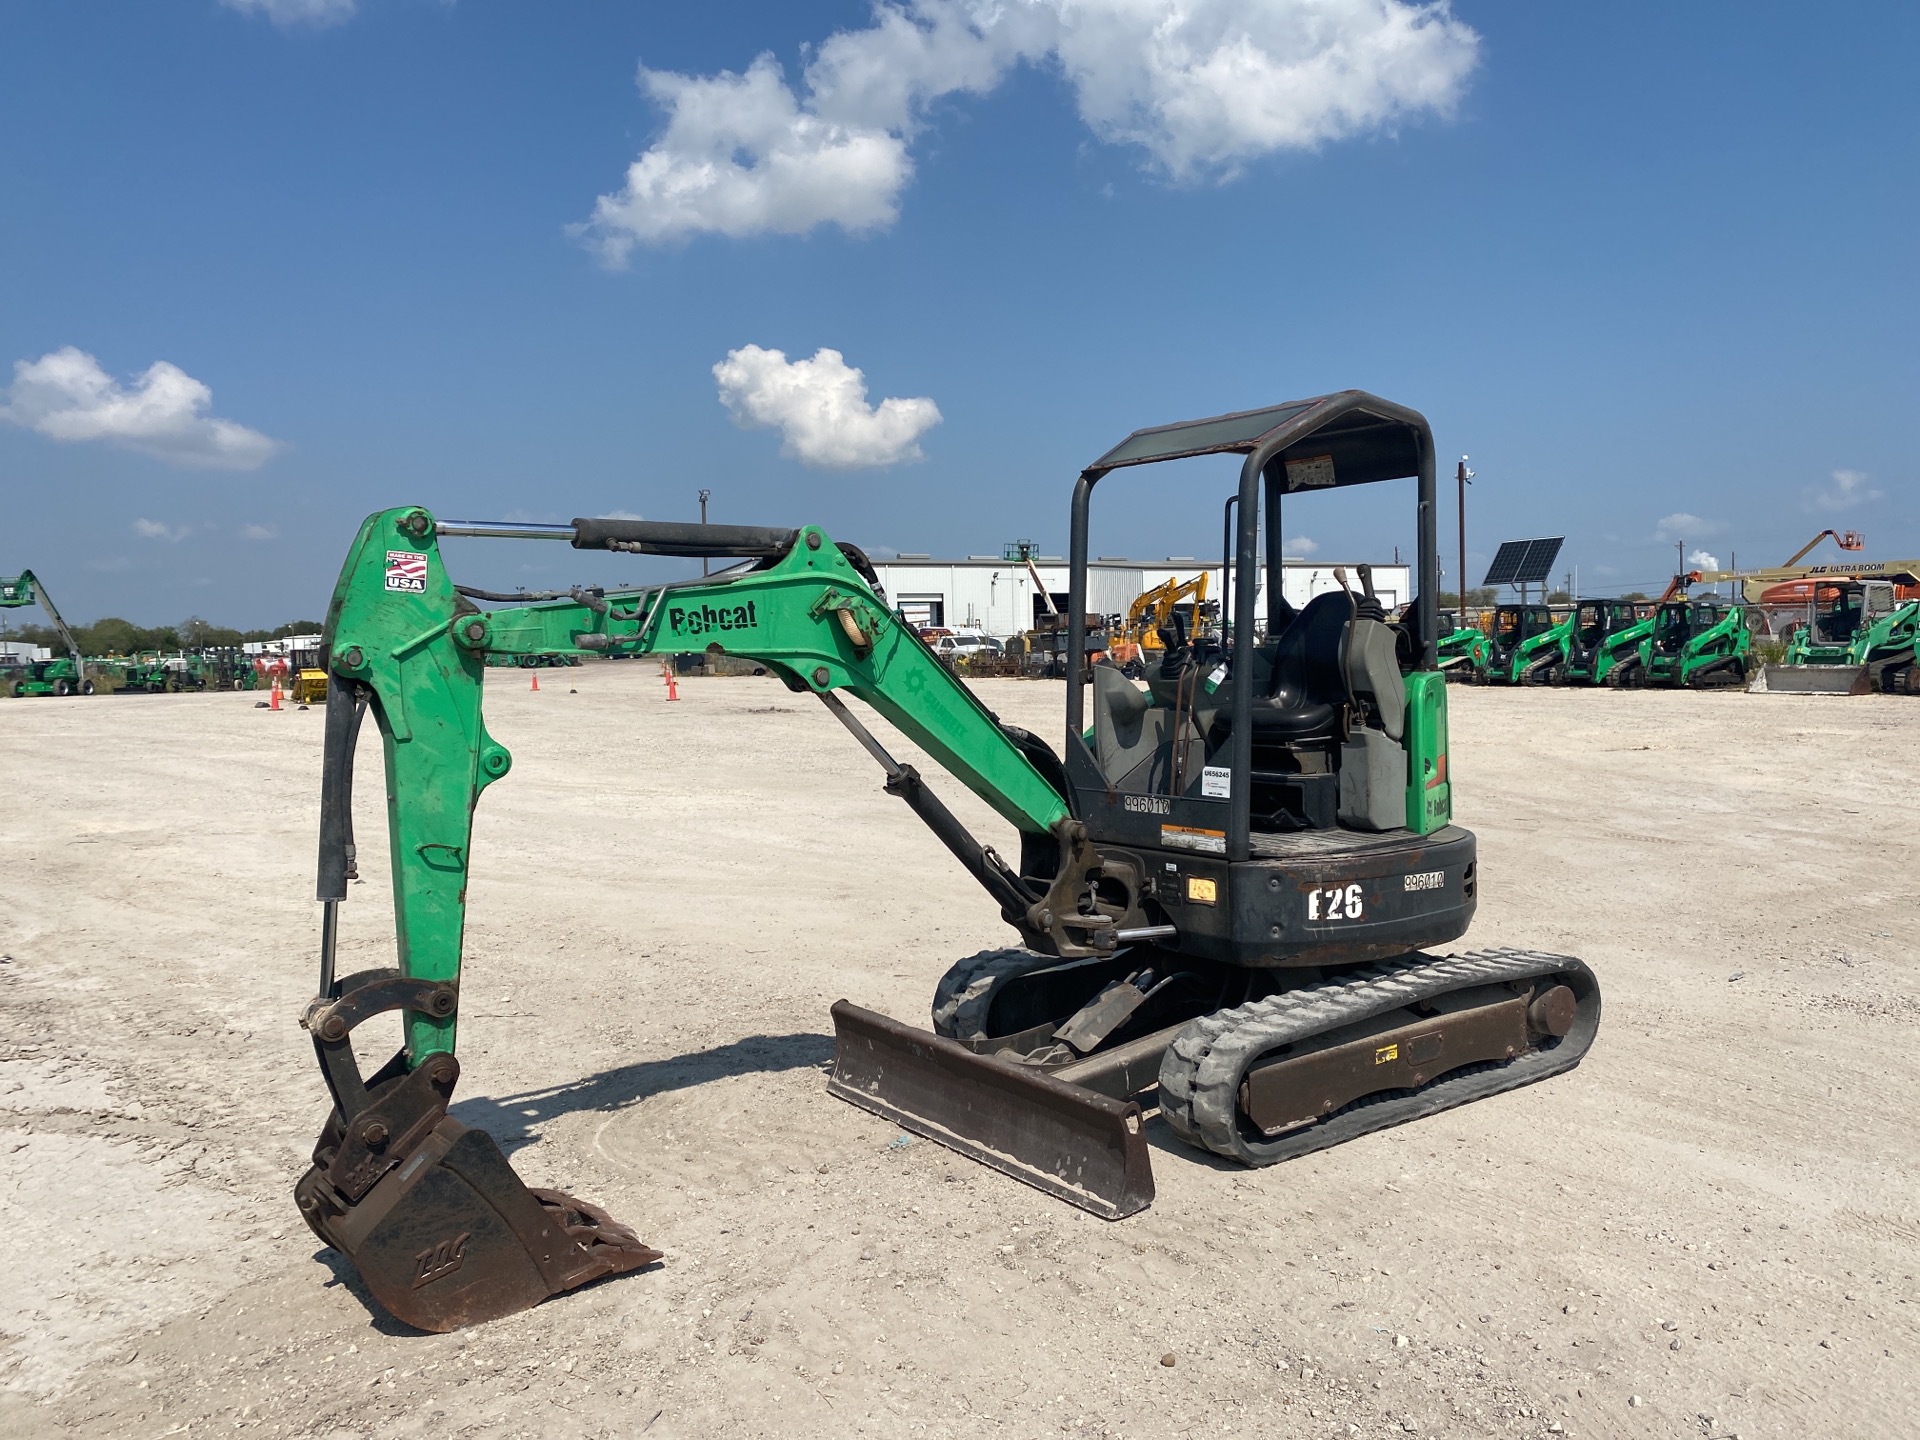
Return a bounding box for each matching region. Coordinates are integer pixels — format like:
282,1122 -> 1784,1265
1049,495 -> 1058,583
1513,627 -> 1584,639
1240,590 -> 1357,743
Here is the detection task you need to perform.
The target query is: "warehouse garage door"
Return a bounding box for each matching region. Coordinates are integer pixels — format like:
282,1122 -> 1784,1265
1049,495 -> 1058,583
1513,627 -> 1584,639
897,595 -> 945,630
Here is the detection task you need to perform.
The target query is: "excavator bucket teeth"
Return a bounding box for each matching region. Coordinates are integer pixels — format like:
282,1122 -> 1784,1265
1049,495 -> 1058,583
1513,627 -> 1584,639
827,1000 -> 1154,1220
1763,663 -> 1871,694
295,1117 -> 660,1333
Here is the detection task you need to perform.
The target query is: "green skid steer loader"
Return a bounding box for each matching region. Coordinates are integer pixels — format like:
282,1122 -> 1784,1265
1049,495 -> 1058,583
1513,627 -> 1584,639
1558,599 -> 1654,687
291,391 -> 1601,1334
1482,603 -> 1573,686
1435,610 -> 1490,681
1768,580 -> 1920,694
1643,598 -> 1750,688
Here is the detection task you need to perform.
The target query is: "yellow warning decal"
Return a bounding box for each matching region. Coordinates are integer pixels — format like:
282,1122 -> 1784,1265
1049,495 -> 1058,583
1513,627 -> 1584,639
1186,877 -> 1218,905
1374,1044 -> 1399,1065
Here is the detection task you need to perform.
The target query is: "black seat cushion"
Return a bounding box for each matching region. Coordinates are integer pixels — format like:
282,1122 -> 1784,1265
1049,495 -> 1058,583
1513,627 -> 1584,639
1209,591 -> 1354,749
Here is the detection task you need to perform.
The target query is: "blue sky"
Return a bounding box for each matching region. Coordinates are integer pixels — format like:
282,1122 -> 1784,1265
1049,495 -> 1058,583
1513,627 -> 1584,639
1,0 -> 1913,625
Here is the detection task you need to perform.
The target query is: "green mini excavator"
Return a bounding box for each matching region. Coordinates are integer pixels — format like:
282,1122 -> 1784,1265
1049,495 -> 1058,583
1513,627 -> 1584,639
295,392 -> 1600,1332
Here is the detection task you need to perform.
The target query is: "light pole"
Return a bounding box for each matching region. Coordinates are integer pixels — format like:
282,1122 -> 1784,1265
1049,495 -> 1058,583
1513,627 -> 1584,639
1456,457 -> 1473,611
699,489 -> 712,576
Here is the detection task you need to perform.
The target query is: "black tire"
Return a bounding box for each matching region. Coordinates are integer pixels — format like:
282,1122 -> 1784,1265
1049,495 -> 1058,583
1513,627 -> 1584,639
82,680 -> 97,695
53,678 -> 73,697
931,949 -> 1058,1040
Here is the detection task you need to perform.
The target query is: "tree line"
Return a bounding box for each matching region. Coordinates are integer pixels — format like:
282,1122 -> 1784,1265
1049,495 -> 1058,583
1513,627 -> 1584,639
0,617 -> 325,655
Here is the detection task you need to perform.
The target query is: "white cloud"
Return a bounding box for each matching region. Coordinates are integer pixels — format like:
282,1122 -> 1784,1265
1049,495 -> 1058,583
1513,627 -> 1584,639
1282,535 -> 1318,557
241,523 -> 279,541
713,345 -> 941,469
1803,468 -> 1884,511
1,347 -> 278,470
1054,0 -> 1481,178
1653,512 -> 1721,543
220,0 -> 357,26
580,0 -> 1480,256
1687,549 -> 1720,571
602,509 -> 646,521
134,519 -> 191,543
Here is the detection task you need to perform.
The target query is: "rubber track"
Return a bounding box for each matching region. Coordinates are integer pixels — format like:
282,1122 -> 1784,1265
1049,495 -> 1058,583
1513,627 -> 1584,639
930,949 -> 1054,1040
1158,948 -> 1601,1167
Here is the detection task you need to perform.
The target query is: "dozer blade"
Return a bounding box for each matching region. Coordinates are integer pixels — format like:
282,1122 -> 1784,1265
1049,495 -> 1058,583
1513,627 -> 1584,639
827,1000 -> 1154,1219
296,1115 -> 661,1333
1763,663 -> 1871,695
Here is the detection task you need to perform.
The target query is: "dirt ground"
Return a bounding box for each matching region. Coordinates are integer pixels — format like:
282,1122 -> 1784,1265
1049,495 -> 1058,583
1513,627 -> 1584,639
2,666 -> 1915,1440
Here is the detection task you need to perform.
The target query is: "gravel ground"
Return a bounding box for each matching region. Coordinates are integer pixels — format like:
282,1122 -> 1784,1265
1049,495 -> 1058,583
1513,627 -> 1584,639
1,667 -> 1915,1439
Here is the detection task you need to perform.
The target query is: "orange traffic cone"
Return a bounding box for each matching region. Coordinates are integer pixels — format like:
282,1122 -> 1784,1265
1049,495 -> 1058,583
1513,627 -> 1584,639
664,664 -> 679,702
530,670 -> 540,692
270,679 -> 282,711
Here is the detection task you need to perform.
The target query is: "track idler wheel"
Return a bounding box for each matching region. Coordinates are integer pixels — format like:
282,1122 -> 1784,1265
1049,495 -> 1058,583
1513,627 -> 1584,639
296,970 -> 660,1332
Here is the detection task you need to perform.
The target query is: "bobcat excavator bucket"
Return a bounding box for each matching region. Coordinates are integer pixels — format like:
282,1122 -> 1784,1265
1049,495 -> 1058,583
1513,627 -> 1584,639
299,680 -> 658,1332
828,1002 -> 1155,1219
292,969 -> 661,1332
1763,663 -> 1871,694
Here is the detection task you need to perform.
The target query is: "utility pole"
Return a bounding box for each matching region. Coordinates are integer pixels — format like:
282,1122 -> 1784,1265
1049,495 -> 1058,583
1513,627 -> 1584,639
699,488 -> 712,576
1456,457 -> 1472,611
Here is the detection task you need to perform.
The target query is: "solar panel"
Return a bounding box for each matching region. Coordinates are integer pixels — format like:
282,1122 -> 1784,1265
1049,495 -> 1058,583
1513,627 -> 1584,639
1482,536 -> 1563,588
1481,541 -> 1529,587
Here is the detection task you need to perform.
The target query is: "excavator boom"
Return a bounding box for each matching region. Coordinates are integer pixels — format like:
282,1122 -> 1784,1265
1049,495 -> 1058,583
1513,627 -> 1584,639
298,508 -> 1142,1330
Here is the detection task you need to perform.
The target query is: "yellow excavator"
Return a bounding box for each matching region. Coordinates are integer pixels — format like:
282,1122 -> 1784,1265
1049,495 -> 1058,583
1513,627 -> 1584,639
1110,572 -> 1213,677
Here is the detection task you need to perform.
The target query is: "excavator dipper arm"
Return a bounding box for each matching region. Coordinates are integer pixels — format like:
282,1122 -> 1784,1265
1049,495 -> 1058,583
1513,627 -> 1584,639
297,507 -> 1127,1331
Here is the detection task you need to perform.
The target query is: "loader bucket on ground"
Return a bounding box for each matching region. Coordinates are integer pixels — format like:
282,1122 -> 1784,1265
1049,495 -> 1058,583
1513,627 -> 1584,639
296,1115 -> 661,1332
827,1000 -> 1155,1219
1763,663 -> 1871,695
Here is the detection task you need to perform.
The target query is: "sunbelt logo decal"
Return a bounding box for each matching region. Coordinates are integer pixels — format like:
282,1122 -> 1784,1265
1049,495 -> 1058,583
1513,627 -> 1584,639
668,600 -> 758,637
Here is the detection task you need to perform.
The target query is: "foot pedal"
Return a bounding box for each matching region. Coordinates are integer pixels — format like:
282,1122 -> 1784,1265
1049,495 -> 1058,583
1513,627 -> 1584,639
296,1118 -> 659,1333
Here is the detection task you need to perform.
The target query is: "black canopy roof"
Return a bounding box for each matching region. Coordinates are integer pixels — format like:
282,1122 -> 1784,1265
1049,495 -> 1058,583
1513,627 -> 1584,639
1085,389 -> 1430,491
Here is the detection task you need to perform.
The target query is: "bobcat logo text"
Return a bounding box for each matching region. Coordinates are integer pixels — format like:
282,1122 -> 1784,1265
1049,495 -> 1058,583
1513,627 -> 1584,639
667,601 -> 759,637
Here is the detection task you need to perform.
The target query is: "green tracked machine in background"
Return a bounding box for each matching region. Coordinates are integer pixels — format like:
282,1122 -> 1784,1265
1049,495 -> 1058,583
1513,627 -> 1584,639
1435,609 -> 1490,681
1558,599 -> 1654,687
1643,597 -> 1750,688
1768,579 -> 1920,695
1482,603 -> 1573,686
293,392 -> 1600,1333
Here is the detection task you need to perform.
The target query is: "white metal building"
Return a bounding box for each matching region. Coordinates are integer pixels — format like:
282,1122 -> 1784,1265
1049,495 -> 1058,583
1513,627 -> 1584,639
869,557 -> 1412,637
